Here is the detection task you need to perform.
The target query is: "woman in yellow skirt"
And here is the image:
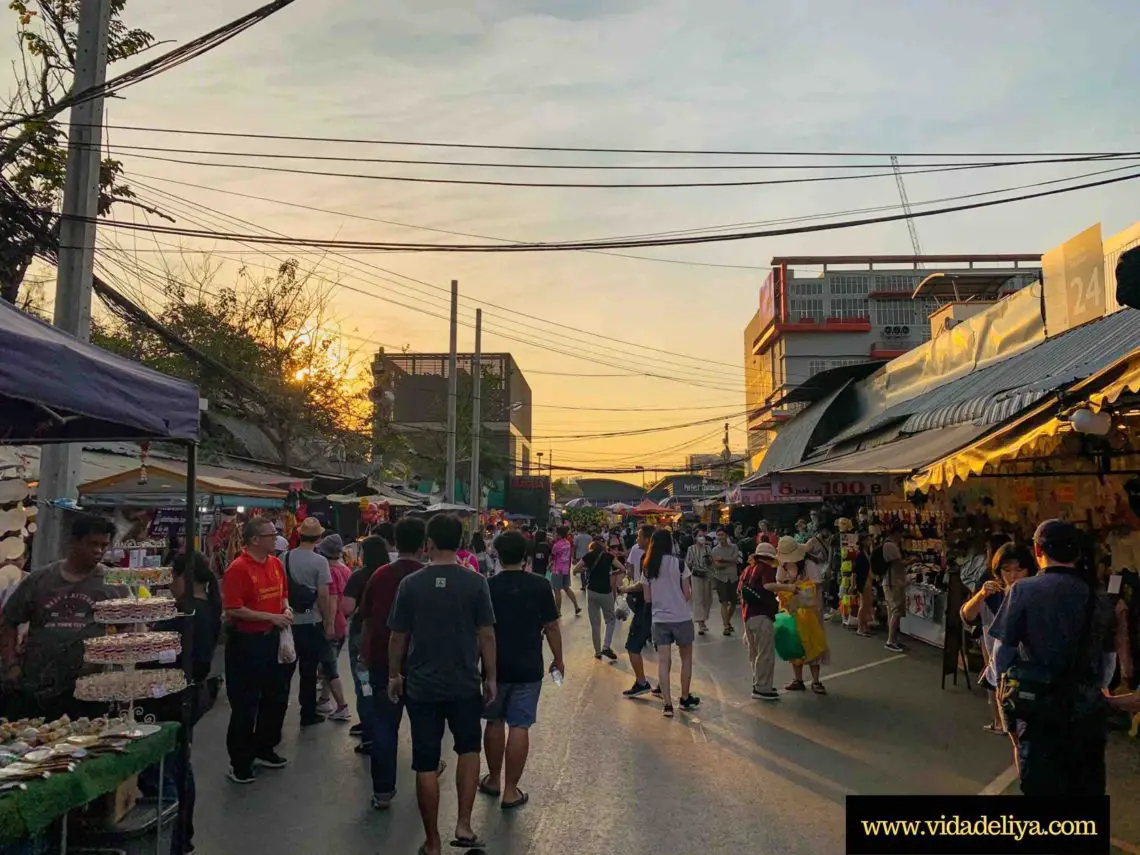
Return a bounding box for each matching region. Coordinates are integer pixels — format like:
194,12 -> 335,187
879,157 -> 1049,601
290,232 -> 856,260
775,536 -> 830,694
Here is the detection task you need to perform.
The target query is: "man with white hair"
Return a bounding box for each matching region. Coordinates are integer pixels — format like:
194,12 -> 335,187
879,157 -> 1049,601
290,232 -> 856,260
738,541 -> 786,702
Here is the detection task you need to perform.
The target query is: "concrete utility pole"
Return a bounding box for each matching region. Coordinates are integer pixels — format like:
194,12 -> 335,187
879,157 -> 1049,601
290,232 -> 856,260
34,0 -> 113,567
469,309 -> 482,513
444,280 -> 459,503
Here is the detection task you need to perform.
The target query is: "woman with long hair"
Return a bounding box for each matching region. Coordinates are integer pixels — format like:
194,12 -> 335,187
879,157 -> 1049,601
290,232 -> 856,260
642,529 -> 700,717
961,542 -> 1036,733
572,539 -> 624,661
550,525 -> 581,616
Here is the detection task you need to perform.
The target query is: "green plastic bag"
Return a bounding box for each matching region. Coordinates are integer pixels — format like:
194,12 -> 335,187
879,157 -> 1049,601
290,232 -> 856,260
774,611 -> 805,661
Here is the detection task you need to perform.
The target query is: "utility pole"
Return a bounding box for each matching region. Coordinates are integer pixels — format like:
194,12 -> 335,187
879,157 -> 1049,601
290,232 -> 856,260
444,281 -> 459,503
469,309 -> 482,513
33,0 -> 113,566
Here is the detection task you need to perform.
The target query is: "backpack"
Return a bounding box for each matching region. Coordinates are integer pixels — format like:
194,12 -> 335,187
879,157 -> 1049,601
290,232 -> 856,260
284,551 -> 318,613
870,545 -> 889,579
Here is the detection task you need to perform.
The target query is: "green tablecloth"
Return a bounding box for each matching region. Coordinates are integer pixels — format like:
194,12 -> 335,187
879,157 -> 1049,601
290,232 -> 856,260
0,723 -> 179,842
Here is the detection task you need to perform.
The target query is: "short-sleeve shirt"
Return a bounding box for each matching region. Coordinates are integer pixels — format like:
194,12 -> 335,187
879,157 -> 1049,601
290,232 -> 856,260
550,539 -> 572,575
585,550 -> 620,595
739,559 -> 779,621
710,543 -> 740,583
327,560 -> 352,639
360,558 -> 423,672
881,540 -> 906,587
223,551 -> 288,634
282,549 -> 331,625
487,571 -> 558,683
645,555 -> 692,624
3,562 -> 127,701
573,533 -> 593,562
531,542 -> 550,575
387,563 -> 496,702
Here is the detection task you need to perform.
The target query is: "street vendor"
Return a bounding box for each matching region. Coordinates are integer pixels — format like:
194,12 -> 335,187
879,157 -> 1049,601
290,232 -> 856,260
0,515 -> 126,720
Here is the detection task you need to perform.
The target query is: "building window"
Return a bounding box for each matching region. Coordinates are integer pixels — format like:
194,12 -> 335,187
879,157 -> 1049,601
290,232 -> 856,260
808,359 -> 829,376
830,297 -> 867,319
876,300 -> 918,326
872,273 -> 921,293
828,275 -> 870,295
790,298 -> 824,321
793,281 -> 823,296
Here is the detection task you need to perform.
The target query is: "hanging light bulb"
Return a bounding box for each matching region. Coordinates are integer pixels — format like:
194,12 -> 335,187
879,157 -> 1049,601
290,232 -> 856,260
1070,408 -> 1113,436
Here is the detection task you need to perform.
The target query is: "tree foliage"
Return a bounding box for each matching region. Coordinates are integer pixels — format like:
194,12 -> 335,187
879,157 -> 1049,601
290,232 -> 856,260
93,258 -> 373,469
565,506 -> 607,530
552,478 -> 582,503
1,1 -> 156,303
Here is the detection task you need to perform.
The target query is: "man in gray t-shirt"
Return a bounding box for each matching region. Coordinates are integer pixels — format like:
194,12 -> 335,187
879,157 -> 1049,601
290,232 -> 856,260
285,517 -> 336,725
386,513 -> 496,850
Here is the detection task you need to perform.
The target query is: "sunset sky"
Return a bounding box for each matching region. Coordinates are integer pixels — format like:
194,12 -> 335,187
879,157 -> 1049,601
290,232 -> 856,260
9,0 -> 1138,481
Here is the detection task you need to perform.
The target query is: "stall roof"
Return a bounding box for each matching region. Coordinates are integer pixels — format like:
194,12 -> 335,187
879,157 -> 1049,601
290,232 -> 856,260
785,423 -> 990,477
0,300 -> 200,444
755,381 -> 853,479
79,464 -> 287,500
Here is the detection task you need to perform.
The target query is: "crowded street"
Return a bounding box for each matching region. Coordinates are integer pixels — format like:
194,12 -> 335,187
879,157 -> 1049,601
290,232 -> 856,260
188,610 -> 1140,855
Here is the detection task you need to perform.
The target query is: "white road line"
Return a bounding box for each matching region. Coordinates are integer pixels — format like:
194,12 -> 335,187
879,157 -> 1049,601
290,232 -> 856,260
822,654 -> 907,682
978,764 -> 1018,796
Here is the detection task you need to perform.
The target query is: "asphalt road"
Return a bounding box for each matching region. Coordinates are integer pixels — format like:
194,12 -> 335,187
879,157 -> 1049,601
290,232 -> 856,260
187,609 -> 1125,855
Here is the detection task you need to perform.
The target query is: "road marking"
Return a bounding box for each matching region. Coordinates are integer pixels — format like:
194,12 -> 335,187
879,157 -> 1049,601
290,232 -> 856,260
821,654 -> 907,682
978,763 -> 1018,795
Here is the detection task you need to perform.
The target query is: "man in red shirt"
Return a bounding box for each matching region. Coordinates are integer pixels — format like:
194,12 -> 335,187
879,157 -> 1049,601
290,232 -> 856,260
738,542 -> 787,702
359,516 -> 426,810
222,517 -> 295,784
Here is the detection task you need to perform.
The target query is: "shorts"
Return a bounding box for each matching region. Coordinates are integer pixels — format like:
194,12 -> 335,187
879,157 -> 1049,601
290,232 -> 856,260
482,681 -> 542,729
625,601 -> 653,654
885,579 -> 907,620
320,636 -> 344,681
652,620 -> 695,647
714,577 -> 739,605
405,694 -> 484,773
550,572 -> 571,591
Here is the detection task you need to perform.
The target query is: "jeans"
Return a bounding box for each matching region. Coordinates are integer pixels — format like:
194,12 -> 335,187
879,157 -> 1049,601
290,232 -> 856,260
348,631 -> 372,744
587,590 -> 616,654
367,668 -> 404,796
225,630 -> 295,773
293,622 -> 328,722
744,615 -> 776,693
1018,715 -> 1107,796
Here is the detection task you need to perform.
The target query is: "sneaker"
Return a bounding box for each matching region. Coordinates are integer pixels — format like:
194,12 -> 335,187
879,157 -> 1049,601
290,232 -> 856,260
722,626 -> 732,637
371,792 -> 394,810
227,765 -> 256,784
317,699 -> 336,715
349,723 -> 364,737
856,630 -> 871,638
254,751 -> 289,769
662,704 -> 674,718
329,705 -> 352,722
697,623 -> 707,636
884,642 -> 905,653
300,715 -> 326,727
679,695 -> 701,710
650,685 -> 662,697
751,690 -> 780,702
622,681 -> 652,697
594,653 -> 603,660
601,648 -> 618,661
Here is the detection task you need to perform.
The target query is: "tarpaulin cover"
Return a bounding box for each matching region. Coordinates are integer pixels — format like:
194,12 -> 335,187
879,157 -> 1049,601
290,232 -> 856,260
0,300 -> 200,444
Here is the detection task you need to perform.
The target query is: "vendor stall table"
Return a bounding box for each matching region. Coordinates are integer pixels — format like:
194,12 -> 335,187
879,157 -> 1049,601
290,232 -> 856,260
0,724 -> 178,851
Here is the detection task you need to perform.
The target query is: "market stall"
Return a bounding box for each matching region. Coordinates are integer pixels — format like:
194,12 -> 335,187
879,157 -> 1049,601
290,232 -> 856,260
0,299 -> 201,851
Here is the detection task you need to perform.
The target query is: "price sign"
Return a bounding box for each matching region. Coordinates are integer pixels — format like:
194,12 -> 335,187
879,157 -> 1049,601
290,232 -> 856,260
770,474 -> 894,500
1055,483 -> 1077,504
1043,223 -> 1105,334
1013,483 -> 1036,506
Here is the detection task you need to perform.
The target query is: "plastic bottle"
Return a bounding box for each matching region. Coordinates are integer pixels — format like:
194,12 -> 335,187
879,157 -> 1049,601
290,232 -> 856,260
550,667 -> 564,687
357,666 -> 372,698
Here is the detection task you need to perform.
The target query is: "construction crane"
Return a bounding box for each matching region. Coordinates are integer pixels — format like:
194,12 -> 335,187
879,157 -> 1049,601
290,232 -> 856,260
890,155 -> 924,266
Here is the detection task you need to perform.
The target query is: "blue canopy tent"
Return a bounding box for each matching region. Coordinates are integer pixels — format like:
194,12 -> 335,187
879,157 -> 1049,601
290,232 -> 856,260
0,298 -> 201,846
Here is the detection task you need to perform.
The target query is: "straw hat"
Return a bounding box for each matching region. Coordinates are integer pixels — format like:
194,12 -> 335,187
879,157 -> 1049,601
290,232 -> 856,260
775,535 -> 806,564
837,517 -> 855,533
754,542 -> 777,561
297,517 -> 324,538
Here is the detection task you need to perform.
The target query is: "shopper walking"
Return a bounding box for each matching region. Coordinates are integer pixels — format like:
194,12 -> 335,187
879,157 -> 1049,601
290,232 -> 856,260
574,539 -> 624,660
854,534 -> 875,637
711,527 -> 741,636
686,533 -> 714,636
878,525 -> 908,653
738,542 -> 783,701
387,514 -> 496,853
283,517 -> 336,727
991,520 -> 1112,796
480,531 -> 562,810
359,518 -> 428,808
572,527 -> 593,592
619,524 -> 657,698
315,534 -> 352,722
642,529 -> 700,717
530,530 -> 550,578
220,518 -> 294,783
549,526 -> 580,616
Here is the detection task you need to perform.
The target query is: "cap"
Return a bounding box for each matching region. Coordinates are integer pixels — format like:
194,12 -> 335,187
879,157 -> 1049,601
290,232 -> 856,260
274,535 -> 289,553
1033,519 -> 1081,564
754,542 -> 777,560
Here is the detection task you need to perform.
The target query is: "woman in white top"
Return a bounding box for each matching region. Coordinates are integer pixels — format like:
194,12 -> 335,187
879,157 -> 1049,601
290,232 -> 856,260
642,529 -> 701,718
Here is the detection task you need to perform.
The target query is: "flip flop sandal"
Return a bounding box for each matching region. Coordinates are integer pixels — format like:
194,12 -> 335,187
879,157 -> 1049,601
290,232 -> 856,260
450,836 -> 487,849
478,774 -> 501,797
501,789 -> 530,810
811,682 -> 827,695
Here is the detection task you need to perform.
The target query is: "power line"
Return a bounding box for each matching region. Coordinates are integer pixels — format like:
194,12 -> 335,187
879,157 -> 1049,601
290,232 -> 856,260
76,169 -> 1140,252
96,123 -> 1136,158
92,149 -> 1140,190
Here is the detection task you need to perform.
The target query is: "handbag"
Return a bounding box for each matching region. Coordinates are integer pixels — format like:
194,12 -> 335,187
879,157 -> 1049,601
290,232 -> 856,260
774,612 -> 805,661
998,578 -> 1095,726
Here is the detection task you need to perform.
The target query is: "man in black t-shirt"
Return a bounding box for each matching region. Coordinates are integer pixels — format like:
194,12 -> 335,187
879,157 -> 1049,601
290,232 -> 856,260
481,531 -> 562,811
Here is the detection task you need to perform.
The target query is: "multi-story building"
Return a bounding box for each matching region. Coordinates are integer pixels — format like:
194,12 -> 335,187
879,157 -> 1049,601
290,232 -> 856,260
371,349 -> 533,495
744,254 -> 1041,470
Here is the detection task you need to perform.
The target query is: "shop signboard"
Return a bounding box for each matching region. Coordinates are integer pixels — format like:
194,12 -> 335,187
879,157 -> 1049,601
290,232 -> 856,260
757,270 -> 777,331
1042,223 -> 1106,336
768,473 -> 894,500
1012,483 -> 1036,506
1055,482 -> 1077,505
148,508 -> 184,537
